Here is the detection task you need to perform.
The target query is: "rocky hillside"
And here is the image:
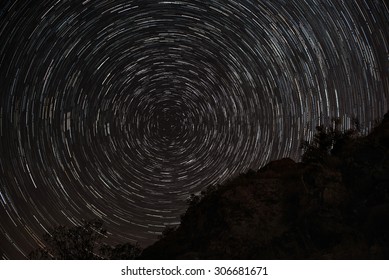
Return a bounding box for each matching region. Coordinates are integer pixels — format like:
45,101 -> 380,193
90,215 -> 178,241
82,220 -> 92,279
140,112 -> 389,259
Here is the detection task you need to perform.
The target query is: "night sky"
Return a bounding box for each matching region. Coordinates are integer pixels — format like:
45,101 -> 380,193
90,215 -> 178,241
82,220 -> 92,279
0,0 -> 388,259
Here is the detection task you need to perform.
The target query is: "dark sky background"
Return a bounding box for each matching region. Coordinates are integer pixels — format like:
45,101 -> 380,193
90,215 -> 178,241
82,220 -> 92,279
0,0 -> 388,259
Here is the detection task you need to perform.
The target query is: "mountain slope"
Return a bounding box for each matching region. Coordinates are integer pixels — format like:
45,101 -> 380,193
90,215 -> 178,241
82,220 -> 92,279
140,112 -> 389,259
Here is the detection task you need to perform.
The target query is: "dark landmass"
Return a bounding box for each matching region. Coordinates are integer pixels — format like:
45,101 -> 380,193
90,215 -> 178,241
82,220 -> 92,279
30,112 -> 389,259
140,112 -> 389,259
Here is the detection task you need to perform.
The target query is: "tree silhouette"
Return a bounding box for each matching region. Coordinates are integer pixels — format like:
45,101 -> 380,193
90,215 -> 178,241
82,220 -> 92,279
300,117 -> 360,163
29,219 -> 107,260
29,219 -> 142,259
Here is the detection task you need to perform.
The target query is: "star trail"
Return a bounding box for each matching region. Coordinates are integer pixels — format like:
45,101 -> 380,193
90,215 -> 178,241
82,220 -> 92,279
0,0 -> 388,259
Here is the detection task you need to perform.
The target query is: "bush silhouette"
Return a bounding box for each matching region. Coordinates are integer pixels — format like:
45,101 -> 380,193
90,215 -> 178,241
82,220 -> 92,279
301,118 -> 360,163
29,219 -> 142,260
29,219 -> 107,259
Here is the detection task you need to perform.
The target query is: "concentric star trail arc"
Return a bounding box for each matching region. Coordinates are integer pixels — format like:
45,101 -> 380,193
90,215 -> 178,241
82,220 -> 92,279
0,0 -> 388,259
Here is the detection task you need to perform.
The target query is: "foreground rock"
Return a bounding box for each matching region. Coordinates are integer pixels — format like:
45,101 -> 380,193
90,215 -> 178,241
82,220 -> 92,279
140,112 -> 389,259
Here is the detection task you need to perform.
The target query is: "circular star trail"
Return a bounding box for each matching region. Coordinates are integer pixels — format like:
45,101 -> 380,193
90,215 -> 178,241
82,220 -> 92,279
0,0 -> 388,259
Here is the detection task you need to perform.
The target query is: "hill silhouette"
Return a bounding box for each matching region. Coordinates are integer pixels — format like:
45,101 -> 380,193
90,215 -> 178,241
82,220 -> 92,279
140,112 -> 389,259
30,112 -> 389,259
